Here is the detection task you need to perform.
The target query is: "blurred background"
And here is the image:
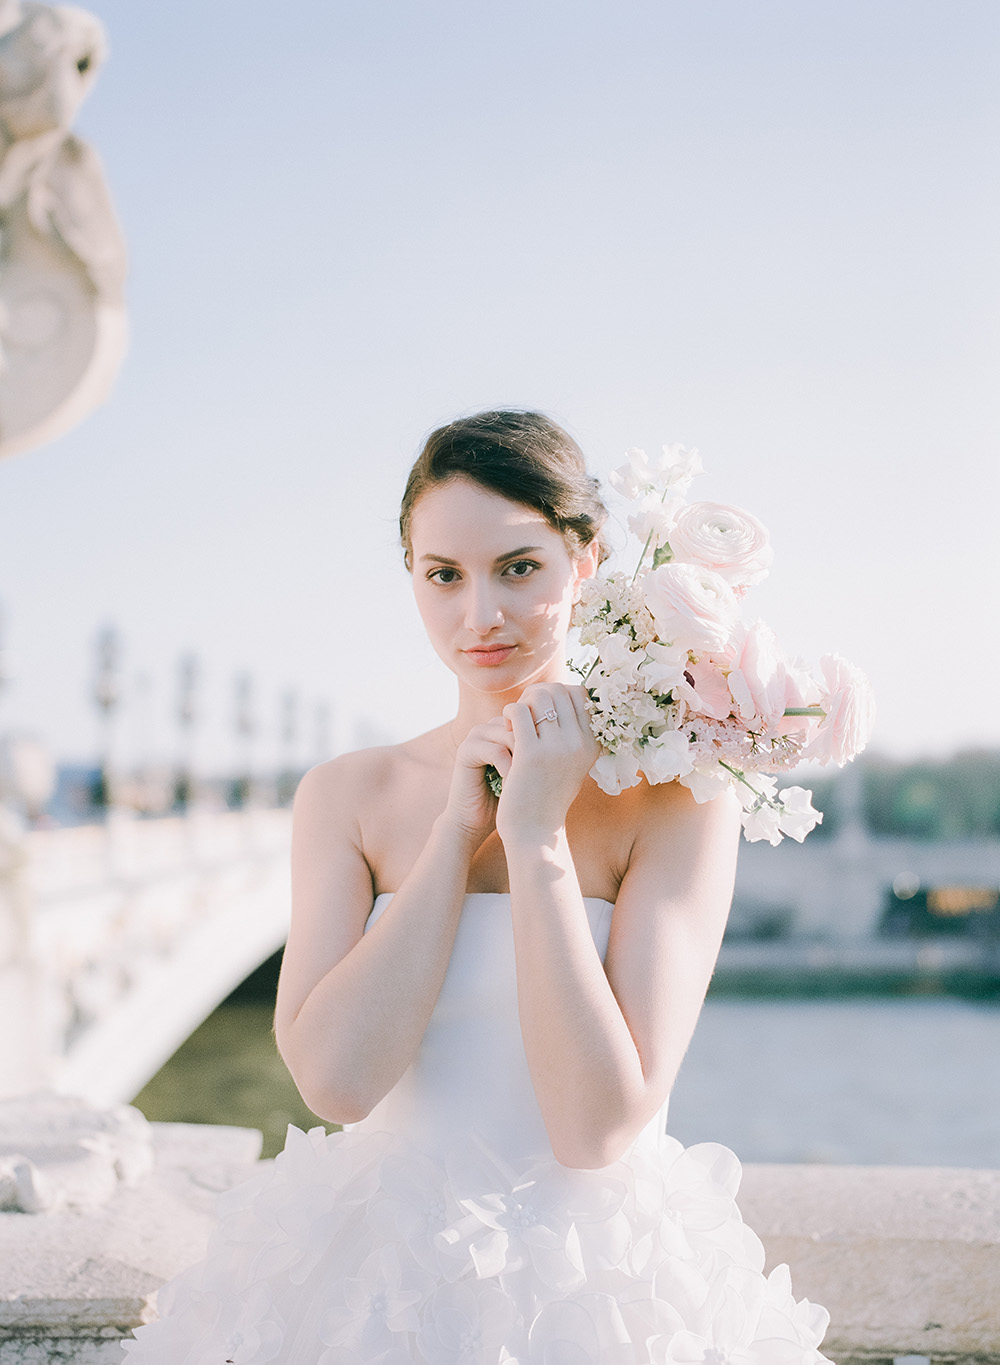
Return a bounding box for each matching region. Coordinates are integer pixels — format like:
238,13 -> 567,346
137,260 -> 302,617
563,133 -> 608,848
1,0 -> 997,1162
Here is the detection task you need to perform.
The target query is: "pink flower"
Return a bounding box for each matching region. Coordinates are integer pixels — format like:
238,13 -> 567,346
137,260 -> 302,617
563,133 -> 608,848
668,502 -> 774,588
685,655 -> 736,721
727,621 -> 807,734
642,563 -> 739,655
804,654 -> 875,766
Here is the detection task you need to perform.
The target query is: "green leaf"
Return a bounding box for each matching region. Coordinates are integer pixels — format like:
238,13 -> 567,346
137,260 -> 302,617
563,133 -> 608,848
484,766 -> 503,798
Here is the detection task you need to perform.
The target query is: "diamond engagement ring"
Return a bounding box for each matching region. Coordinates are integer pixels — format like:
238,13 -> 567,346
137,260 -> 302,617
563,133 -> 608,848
537,708 -> 558,724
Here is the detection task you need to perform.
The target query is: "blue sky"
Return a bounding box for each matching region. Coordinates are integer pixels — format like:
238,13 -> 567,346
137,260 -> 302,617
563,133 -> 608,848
0,0 -> 997,774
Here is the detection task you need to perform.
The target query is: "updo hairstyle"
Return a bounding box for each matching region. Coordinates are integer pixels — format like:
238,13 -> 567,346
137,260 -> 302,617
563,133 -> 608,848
400,410 -> 609,570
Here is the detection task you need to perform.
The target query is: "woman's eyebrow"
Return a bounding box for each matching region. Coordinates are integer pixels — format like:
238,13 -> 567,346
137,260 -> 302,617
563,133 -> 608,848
418,545 -> 544,567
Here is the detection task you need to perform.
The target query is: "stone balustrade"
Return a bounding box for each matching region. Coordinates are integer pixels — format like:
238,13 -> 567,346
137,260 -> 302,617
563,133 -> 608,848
1,1104 -> 997,1364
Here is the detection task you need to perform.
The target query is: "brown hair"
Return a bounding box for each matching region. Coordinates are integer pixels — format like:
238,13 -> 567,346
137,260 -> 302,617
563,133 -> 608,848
400,410 -> 608,569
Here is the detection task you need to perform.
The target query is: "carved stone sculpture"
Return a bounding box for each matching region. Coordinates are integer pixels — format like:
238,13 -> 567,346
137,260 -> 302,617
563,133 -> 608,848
0,0 -> 126,460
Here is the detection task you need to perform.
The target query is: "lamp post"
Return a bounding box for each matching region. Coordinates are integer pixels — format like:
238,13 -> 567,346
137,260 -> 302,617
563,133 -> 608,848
230,672 -> 255,809
277,690 -> 298,806
173,652 -> 199,812
91,624 -> 120,814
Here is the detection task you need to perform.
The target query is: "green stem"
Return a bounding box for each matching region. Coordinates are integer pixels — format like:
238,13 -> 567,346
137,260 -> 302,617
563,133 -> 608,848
783,706 -> 826,718
718,759 -> 771,804
631,529 -> 655,582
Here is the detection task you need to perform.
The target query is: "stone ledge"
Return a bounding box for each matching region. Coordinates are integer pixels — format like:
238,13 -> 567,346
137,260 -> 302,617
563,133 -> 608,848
740,1163 -> 1000,1363
0,1120 -> 262,1339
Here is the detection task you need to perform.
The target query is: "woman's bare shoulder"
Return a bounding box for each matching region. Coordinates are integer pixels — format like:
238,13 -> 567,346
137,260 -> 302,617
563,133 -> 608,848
294,727 -> 450,814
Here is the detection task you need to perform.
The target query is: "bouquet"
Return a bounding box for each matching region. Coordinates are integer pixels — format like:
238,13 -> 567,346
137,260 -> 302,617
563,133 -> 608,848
570,443 -> 874,844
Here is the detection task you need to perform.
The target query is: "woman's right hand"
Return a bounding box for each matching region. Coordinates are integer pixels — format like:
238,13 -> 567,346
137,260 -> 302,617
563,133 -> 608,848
442,716 -> 515,842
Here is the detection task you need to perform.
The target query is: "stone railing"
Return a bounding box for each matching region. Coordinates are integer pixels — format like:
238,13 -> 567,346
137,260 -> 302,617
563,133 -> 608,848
1,1100 -> 998,1363
739,1163 -> 1000,1364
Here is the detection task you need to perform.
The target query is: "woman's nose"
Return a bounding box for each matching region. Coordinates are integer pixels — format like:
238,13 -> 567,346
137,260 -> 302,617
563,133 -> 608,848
465,581 -> 504,634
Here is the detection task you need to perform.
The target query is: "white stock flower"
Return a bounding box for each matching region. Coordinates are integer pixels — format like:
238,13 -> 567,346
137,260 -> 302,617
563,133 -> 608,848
668,501 -> 774,587
642,562 -> 739,655
740,802 -> 784,845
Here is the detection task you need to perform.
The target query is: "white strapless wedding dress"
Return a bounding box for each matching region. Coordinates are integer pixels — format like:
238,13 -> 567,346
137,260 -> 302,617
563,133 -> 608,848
122,894 -> 831,1365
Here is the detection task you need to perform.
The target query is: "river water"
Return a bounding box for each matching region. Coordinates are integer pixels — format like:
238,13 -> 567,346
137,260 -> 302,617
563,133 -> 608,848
133,995 -> 1000,1166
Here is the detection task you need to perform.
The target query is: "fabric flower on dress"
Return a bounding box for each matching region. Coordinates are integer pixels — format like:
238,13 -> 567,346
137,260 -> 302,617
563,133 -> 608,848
416,1281 -> 520,1365
318,1244 -> 430,1359
439,1139 -> 630,1293
527,1293 -> 638,1365
242,1125 -> 389,1286
134,1275 -> 284,1365
368,1149 -> 465,1278
655,1263 -> 826,1365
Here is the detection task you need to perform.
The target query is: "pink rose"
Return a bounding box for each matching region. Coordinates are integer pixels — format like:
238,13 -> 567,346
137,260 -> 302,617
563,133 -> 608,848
642,562 -> 739,654
668,501 -> 774,587
804,654 -> 875,766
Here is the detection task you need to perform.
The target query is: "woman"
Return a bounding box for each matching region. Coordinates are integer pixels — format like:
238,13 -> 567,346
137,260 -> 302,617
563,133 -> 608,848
124,411 -> 829,1365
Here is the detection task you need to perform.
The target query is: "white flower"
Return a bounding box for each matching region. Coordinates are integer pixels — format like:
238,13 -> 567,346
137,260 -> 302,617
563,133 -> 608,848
591,748 -> 643,795
628,490 -> 686,548
367,1151 -> 459,1276
318,1244 -> 428,1356
641,641 -> 691,696
416,1281 -> 519,1365
680,764 -> 733,804
528,1294 -> 636,1365
439,1140 -> 629,1293
669,502 -> 774,588
610,443 -> 704,500
643,563 -> 740,655
775,787 -> 823,843
741,802 -> 784,846
640,731 -> 696,784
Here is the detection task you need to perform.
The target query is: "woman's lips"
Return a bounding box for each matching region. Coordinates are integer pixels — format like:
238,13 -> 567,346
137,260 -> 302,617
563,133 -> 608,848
463,644 -> 516,667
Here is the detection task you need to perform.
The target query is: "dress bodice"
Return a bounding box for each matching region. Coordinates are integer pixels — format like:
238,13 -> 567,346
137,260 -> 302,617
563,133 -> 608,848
353,893 -> 666,1164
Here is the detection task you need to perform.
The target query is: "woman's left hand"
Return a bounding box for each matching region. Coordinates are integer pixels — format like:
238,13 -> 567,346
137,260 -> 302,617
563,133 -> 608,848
495,682 -> 600,844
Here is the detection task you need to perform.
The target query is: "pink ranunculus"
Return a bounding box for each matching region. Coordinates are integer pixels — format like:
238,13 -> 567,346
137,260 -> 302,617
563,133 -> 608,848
667,501 -> 774,587
642,562 -> 739,655
727,620 -> 793,731
804,654 -> 875,766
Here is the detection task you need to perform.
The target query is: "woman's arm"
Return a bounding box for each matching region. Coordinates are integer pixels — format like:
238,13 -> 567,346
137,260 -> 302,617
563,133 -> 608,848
274,721 -> 514,1124
499,686 -> 740,1169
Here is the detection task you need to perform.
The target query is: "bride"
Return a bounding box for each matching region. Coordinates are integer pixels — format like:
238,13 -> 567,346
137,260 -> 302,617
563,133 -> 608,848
124,410 -> 830,1365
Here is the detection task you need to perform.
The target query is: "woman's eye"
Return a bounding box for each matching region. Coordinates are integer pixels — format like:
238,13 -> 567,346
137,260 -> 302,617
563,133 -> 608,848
505,560 -> 539,579
428,567 -> 459,584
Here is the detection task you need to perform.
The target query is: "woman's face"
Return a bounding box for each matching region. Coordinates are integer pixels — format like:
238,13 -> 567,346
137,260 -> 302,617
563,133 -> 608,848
409,477 -> 597,698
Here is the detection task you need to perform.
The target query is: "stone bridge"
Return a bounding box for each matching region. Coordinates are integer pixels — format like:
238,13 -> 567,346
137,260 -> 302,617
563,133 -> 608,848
0,808 -> 291,1103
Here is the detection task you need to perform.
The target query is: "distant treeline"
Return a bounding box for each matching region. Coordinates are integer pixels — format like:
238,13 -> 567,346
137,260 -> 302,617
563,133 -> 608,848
811,751 -> 1000,841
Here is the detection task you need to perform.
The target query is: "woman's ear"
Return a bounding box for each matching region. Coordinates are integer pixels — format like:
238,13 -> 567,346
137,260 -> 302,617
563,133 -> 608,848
572,539 -> 600,602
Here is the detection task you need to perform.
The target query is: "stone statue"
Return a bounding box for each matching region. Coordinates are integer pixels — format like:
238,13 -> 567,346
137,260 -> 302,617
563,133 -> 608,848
0,0 -> 126,460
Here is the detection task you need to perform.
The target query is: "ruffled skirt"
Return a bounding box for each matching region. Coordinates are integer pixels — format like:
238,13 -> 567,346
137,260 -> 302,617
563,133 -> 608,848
122,1124 -> 831,1365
